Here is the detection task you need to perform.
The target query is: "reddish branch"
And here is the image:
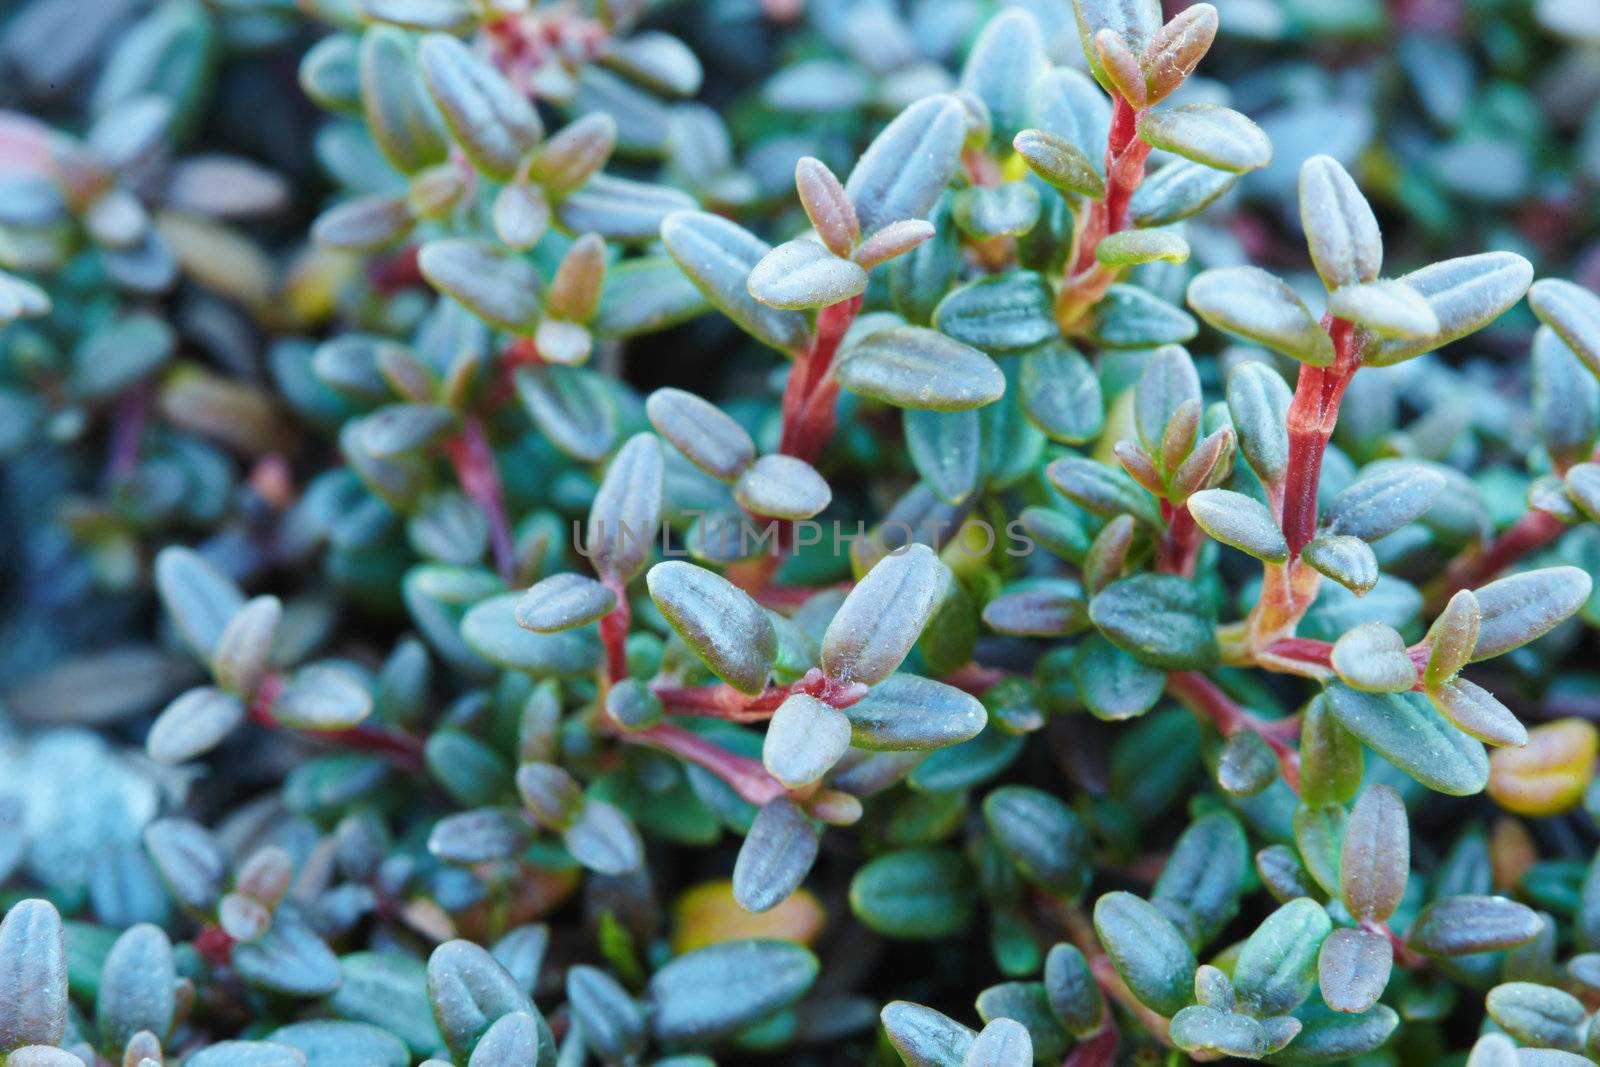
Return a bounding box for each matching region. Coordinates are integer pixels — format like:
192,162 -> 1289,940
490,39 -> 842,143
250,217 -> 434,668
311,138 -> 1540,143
779,295 -> 861,462
1431,509 -> 1565,611
1056,95 -> 1154,329
1281,317 -> 1357,556
1167,670 -> 1301,791
628,722 -> 787,806
445,416 -> 515,582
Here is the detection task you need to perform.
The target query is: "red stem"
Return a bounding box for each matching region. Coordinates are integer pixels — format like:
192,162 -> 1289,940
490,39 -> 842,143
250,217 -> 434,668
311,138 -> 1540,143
446,417 -> 515,582
599,576 -> 630,686
1280,318 -> 1357,556
1167,670 -> 1301,791
628,723 -> 787,806
1432,510 -> 1565,610
779,296 -> 860,462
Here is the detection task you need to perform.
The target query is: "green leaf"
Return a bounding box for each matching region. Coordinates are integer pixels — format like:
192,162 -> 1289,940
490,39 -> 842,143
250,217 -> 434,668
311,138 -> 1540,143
845,95 -> 968,235
1089,573 -> 1218,669
1096,227 -> 1190,266
516,573 -> 617,634
418,239 -> 541,334
1407,895 -> 1542,956
932,272 -> 1057,354
660,212 -> 809,356
1129,161 -> 1238,227
181,1041 -> 305,1067
951,183 -> 1042,240
147,686 -> 246,763
1135,344 -> 1200,454
566,968 -> 643,1064
1013,129 -> 1105,199
1530,278 -> 1600,378
960,8 -> 1047,141
460,595 -> 601,678
427,940 -> 542,1063
981,579 -> 1089,638
1218,730 -> 1278,796
1047,455 -> 1162,525
823,544 -> 946,686
1233,898 -> 1331,1017
1018,343 -> 1103,444
841,673 -> 988,751
417,33 -> 541,181
0,900 -> 67,1053
1471,566 -> 1593,661
155,546 -> 246,661
1226,361 -> 1293,486
268,1021 -> 410,1067
586,433 -> 664,583
837,326 -> 1006,411
1362,252 -> 1534,366
1298,155 -> 1381,291
1265,1003 -> 1397,1065
1423,589 -> 1480,687
1293,804 -> 1345,898
594,256 -> 707,339
645,387 -> 755,483
973,983 -> 1071,1063
747,238 -> 867,310
1073,632 -> 1164,721
1153,812 -> 1249,948
360,0 -> 477,33
735,455 -> 832,521
763,695 -> 851,788
881,1001 -> 975,1067
1044,944 -> 1104,1038
647,562 -> 777,695
1317,927 -> 1392,1015
556,175 -> 695,244
357,26 -> 449,174
1072,0 -> 1163,90
562,799 -> 643,876
1187,267 -> 1334,365
1092,891 -> 1197,1017
1465,1034 -> 1520,1067
1330,623 -> 1415,693
468,1012 -> 545,1067
1323,684 -> 1487,796
231,902 -> 343,998
1301,535 -> 1379,596
983,785 -> 1090,897
1187,488 -> 1289,562
514,364 -> 616,464
1299,695 -> 1363,807
1170,1005 -> 1270,1058
851,848 -> 977,939
1340,785 -> 1408,921
1485,982 -> 1585,1051
1324,463 -> 1446,542
1085,285 -> 1198,348
733,799 -> 819,913
963,1018 -> 1031,1067
1137,104 -> 1272,173
905,409 -> 981,504
1327,280 -> 1438,339
329,953 -> 445,1054
1427,678 -> 1526,748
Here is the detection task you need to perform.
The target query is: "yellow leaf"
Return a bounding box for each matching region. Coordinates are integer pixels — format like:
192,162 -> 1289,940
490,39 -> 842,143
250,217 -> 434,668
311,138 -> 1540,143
671,879 -> 824,955
1488,718 -> 1598,816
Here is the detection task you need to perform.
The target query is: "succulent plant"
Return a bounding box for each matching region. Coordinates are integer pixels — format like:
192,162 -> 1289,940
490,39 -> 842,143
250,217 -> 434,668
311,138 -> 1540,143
6,0 -> 1600,1064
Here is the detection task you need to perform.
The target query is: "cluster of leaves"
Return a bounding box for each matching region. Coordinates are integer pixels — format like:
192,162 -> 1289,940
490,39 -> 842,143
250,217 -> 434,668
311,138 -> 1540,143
6,0 -> 1600,1065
